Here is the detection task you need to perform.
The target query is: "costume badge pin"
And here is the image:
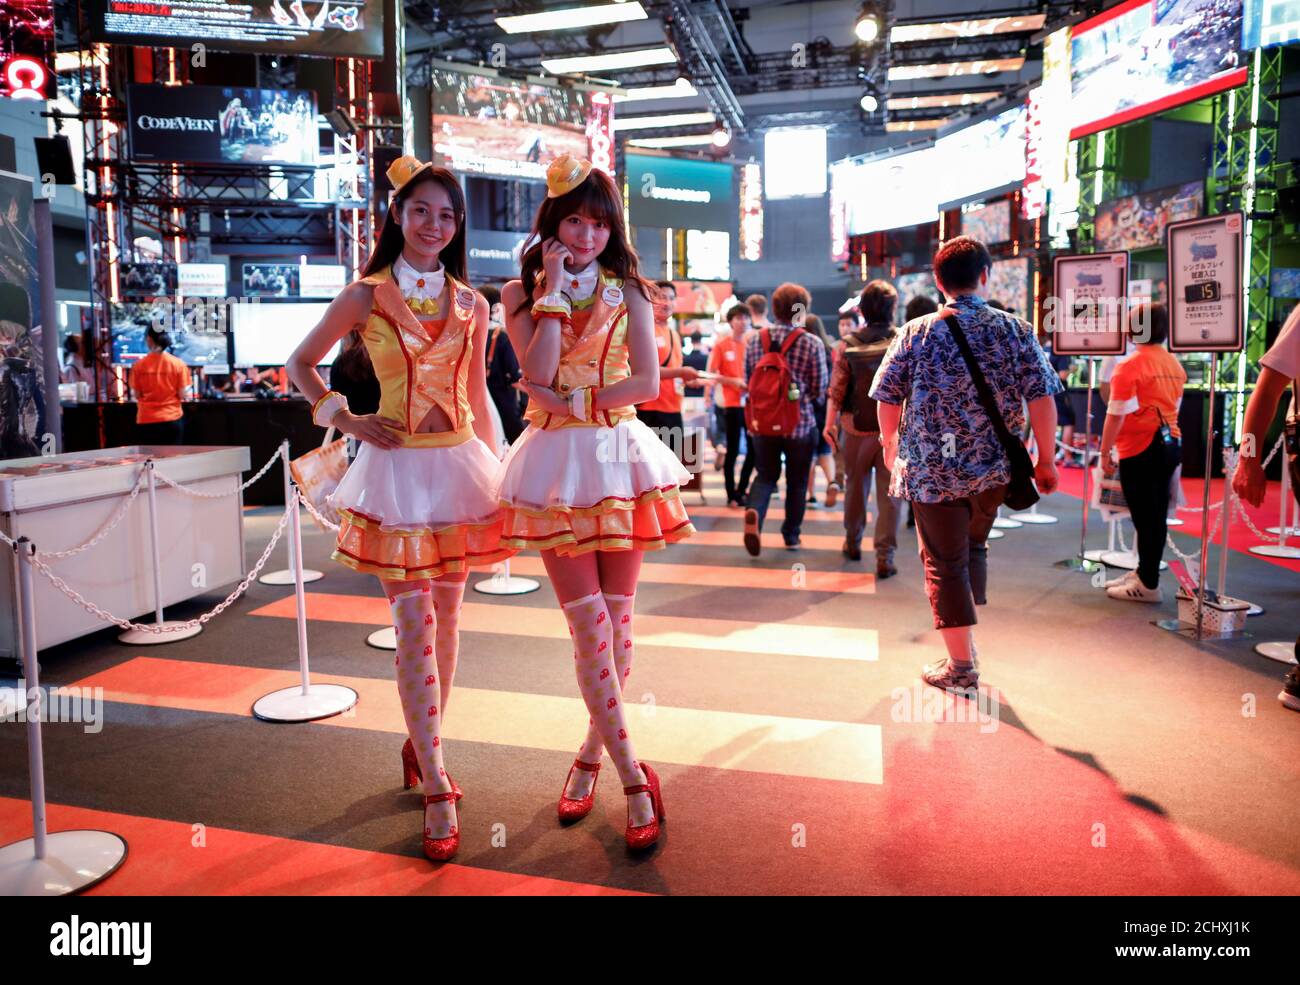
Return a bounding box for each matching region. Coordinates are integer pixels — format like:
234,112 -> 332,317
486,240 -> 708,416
602,285 -> 623,306
456,288 -> 475,311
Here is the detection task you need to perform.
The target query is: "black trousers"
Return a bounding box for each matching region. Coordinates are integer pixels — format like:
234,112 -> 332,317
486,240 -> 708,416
746,433 -> 816,544
1117,431 -> 1180,589
722,406 -> 745,502
738,424 -> 757,500
137,418 -> 184,445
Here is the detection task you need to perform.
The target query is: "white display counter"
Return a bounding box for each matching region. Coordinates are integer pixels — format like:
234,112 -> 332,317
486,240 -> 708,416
0,446 -> 250,661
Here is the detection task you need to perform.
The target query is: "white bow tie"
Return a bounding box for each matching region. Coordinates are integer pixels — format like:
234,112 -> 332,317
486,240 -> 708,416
394,255 -> 445,302
557,263 -> 599,301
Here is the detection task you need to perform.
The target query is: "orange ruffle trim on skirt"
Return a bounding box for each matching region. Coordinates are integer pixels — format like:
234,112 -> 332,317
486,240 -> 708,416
500,484 -> 695,557
332,507 -> 516,581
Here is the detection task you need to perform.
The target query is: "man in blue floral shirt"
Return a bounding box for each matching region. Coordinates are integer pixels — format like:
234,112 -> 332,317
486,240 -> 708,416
871,236 -> 1061,692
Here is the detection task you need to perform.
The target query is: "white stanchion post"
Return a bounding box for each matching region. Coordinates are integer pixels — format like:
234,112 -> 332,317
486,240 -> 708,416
0,539 -> 128,895
260,440 -> 324,585
1265,458 -> 1295,535
118,460 -> 202,644
1255,641 -> 1297,664
1010,501 -> 1058,524
1084,513 -> 1116,564
992,506 -> 1022,529
1194,355 -> 1219,640
1056,359 -> 1099,571
473,557 -> 540,596
253,490 -> 357,722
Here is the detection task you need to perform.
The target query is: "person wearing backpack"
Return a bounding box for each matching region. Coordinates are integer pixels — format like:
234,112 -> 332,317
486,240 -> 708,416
741,282 -> 829,555
825,280 -> 901,577
871,237 -> 1061,693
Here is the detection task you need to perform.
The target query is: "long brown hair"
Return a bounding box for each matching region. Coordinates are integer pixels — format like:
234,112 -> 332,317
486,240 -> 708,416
514,168 -> 651,313
362,166 -> 469,284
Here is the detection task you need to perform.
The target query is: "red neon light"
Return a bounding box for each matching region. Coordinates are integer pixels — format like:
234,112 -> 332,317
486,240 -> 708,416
4,56 -> 48,99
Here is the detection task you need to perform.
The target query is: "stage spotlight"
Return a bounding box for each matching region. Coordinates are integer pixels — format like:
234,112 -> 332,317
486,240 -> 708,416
855,4 -> 882,43
711,126 -> 732,148
859,91 -> 879,113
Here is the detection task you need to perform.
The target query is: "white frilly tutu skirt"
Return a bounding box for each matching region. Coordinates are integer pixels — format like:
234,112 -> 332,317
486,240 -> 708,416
497,417 -> 696,556
327,436 -> 515,580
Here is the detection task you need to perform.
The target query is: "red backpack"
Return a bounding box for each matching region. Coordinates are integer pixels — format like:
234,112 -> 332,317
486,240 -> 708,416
745,327 -> 805,437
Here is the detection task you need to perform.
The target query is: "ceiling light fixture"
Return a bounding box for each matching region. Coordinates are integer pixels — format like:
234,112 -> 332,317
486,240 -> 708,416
854,2 -> 883,43
614,78 -> 699,102
888,57 -> 1025,81
614,111 -> 716,131
627,135 -> 717,148
541,47 -> 678,75
497,2 -> 648,34
889,14 -> 1046,43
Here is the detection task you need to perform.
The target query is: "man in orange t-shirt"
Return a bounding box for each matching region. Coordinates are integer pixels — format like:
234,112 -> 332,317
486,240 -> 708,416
1099,303 -> 1186,602
707,303 -> 752,505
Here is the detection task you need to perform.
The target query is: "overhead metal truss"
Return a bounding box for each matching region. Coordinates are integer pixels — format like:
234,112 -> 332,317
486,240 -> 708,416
1209,46 -> 1282,435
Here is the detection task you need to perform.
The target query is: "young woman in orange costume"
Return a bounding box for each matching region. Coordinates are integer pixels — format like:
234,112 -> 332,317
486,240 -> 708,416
287,158 -> 515,862
499,156 -> 694,851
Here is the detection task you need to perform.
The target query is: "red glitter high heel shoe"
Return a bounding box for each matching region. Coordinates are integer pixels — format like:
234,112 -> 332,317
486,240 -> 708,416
422,791 -> 459,862
623,762 -> 666,850
402,738 -> 462,801
556,758 -> 602,822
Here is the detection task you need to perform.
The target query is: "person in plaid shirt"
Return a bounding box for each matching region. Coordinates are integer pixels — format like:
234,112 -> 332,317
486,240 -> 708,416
741,282 -> 829,554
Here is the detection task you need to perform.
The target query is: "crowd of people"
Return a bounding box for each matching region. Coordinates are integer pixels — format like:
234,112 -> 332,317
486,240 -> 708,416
72,150 -> 1294,868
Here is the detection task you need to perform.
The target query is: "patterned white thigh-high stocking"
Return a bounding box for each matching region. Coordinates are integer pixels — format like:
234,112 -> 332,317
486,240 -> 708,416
390,585 -> 456,840
564,593 -> 635,801
560,590 -> 653,826
431,579 -> 467,716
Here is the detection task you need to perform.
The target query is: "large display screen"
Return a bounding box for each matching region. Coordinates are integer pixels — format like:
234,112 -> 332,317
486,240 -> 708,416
1095,181 -> 1203,252
1069,0 -> 1247,139
764,128 -> 827,199
110,301 -> 230,367
432,67 -> 613,182
89,0 -> 384,59
832,147 -> 940,236
625,152 -> 734,233
934,104 -> 1028,208
961,200 -> 1012,244
988,257 -> 1032,319
1244,0 -> 1300,48
895,272 -> 940,325
128,85 -> 317,167
232,301 -> 338,366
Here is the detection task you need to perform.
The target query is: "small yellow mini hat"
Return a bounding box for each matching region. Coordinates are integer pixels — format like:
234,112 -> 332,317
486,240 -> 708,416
386,154 -> 435,194
546,154 -> 593,198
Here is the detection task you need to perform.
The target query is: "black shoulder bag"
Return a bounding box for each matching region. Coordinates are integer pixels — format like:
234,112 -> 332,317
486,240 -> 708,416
942,312 -> 1040,511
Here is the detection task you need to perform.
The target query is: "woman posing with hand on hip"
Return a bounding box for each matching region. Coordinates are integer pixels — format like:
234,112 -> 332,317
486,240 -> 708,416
499,155 -> 694,851
287,157 -> 515,862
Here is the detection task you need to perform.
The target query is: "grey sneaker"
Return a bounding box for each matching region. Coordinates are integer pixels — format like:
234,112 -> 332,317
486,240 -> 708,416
922,656 -> 980,693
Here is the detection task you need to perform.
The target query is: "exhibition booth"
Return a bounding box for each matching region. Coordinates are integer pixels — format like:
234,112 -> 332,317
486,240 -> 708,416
0,0 -> 1298,914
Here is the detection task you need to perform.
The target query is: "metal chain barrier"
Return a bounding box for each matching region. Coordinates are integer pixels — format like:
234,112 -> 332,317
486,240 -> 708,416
0,469 -> 148,555
27,501 -> 292,635
296,489 -> 342,533
153,445 -> 286,499
1233,491 -> 1281,544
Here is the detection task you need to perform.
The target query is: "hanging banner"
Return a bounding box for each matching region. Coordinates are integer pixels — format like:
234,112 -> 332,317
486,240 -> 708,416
0,170 -> 44,458
739,162 -> 762,262
1050,252 -> 1130,355
1167,212 -> 1244,353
